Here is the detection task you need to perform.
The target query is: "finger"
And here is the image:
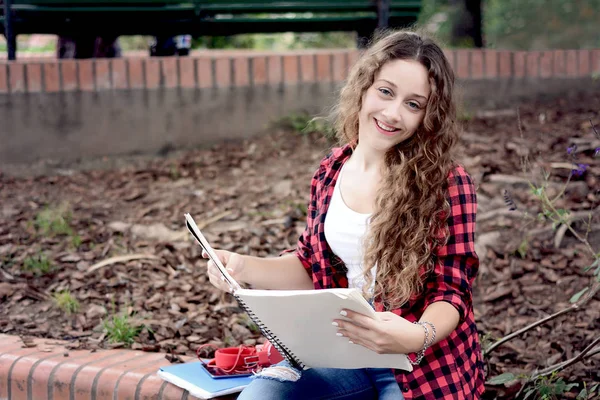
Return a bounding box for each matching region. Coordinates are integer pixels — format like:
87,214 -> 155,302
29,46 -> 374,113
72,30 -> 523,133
225,253 -> 243,275
207,269 -> 221,284
206,261 -> 219,277
215,250 -> 230,265
333,319 -> 371,340
208,274 -> 231,292
333,325 -> 377,352
202,250 -> 209,258
342,334 -> 380,354
339,309 -> 378,330
207,262 -> 224,282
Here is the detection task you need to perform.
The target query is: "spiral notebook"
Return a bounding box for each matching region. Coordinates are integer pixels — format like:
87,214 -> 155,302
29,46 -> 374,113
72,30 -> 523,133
185,213 -> 412,372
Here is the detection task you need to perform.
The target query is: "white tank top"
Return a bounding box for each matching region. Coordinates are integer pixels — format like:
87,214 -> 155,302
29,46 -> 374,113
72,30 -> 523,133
323,163 -> 377,294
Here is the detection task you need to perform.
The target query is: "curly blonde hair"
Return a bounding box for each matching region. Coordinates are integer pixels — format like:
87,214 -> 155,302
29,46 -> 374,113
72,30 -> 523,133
332,29 -> 459,308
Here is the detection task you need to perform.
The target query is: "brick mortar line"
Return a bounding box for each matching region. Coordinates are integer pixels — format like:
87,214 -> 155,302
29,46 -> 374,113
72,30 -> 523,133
68,350 -> 132,400
59,61 -> 64,92
47,351 -> 127,400
89,353 -> 153,400
112,356 -> 175,400
92,60 -> 97,92
210,58 -> 216,89
156,380 -> 169,400
125,58 -> 131,89
248,57 -> 254,87
6,62 -> 12,93
133,371 -> 156,400
229,58 -> 235,88
108,59 -> 114,90
193,58 -> 199,88
481,49 -> 487,79
141,59 -> 147,89
75,60 -> 81,91
6,350 -> 43,400
27,353 -> 65,400
23,62 -> 29,93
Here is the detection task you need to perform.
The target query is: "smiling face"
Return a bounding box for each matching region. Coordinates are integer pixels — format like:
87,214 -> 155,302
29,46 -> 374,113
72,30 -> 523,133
357,59 -> 431,152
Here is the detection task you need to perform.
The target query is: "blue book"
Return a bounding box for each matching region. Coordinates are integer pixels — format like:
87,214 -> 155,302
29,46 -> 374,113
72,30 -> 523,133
157,361 -> 253,399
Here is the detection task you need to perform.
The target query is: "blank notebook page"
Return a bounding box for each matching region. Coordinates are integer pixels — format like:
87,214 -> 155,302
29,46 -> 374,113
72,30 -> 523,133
235,288 -> 412,371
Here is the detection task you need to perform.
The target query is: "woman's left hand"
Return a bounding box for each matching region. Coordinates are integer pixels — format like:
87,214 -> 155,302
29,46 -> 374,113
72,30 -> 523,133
333,310 -> 425,355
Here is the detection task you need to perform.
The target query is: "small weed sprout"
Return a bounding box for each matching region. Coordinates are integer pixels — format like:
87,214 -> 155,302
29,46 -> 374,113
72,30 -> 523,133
103,312 -> 143,345
23,253 -> 53,275
53,291 -> 80,315
33,203 -> 82,249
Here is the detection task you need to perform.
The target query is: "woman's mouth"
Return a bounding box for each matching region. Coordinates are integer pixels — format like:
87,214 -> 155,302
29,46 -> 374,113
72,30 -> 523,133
374,118 -> 400,136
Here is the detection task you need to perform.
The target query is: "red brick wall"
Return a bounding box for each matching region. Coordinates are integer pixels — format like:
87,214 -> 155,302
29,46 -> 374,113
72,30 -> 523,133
1,48 -> 599,94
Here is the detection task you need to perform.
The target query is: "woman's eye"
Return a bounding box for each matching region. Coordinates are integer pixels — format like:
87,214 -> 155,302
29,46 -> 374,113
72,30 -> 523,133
377,88 -> 392,96
407,101 -> 421,110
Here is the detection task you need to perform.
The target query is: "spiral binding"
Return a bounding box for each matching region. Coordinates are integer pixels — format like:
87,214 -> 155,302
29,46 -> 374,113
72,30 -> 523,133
234,293 -> 306,371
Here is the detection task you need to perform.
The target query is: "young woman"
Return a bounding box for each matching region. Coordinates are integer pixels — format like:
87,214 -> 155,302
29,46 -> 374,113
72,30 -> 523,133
205,29 -> 485,400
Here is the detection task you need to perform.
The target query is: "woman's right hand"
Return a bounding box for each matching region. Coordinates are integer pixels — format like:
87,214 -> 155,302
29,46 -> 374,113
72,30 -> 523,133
203,249 -> 246,292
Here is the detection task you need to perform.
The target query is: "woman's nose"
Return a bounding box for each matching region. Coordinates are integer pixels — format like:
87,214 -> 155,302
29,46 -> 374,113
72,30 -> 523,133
381,104 -> 402,124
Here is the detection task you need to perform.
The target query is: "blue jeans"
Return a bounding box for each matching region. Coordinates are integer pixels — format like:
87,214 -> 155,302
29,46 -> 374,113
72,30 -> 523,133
237,361 -> 405,400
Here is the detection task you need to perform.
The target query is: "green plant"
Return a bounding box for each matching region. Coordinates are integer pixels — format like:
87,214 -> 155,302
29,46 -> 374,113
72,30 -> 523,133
479,332 -> 497,355
302,116 -> 336,142
53,290 -> 80,315
522,373 -> 578,400
272,112 -> 313,133
169,163 -> 181,180
103,312 -> 143,345
71,234 -> 82,248
516,237 -> 529,259
485,116 -> 600,397
577,382 -> 599,399
457,108 -> 473,122
35,204 -> 73,236
33,203 -> 82,249
527,178 -> 600,289
23,253 -> 53,275
271,111 -> 337,142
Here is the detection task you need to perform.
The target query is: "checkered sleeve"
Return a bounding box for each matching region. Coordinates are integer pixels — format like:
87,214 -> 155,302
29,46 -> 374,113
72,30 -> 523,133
424,166 -> 479,323
280,164 -> 323,272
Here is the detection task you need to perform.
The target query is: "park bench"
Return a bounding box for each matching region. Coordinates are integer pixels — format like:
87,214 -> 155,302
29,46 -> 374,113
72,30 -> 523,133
1,0 -> 421,59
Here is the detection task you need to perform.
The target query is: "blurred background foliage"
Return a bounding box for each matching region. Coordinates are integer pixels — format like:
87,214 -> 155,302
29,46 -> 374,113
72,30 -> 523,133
482,0 -> 600,50
2,0 -> 599,53
183,0 -> 600,51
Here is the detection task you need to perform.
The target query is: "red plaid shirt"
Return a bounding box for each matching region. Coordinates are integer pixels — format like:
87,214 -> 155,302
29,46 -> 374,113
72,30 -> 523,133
290,145 -> 485,399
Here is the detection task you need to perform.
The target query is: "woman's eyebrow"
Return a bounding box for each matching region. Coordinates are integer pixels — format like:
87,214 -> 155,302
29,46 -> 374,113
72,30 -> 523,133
411,94 -> 428,101
377,79 -> 397,88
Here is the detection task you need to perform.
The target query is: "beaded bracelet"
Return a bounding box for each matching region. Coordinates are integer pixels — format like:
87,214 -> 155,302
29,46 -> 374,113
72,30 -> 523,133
409,321 -> 437,365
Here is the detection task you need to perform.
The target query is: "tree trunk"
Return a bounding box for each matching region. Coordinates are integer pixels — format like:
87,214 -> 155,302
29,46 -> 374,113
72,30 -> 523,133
450,0 -> 483,48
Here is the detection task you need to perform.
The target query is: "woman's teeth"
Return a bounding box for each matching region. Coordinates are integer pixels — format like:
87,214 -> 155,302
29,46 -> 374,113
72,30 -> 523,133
376,119 -> 397,132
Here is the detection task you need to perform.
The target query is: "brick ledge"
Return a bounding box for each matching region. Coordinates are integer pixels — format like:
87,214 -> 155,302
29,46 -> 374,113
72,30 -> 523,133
0,333 -> 209,400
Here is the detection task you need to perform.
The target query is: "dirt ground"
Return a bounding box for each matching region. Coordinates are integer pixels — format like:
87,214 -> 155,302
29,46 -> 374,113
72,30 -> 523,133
1,93 -> 599,399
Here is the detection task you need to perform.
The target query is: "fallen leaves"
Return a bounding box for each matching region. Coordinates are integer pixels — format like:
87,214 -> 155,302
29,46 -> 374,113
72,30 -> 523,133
1,94 -> 599,396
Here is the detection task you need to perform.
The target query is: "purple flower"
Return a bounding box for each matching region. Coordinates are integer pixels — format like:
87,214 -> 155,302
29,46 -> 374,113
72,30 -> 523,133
573,163 -> 589,177
595,147 -> 600,157
567,144 -> 577,155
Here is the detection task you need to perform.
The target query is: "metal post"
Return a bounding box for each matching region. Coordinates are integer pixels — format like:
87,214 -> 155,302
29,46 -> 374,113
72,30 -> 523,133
377,0 -> 390,30
3,0 -> 16,60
